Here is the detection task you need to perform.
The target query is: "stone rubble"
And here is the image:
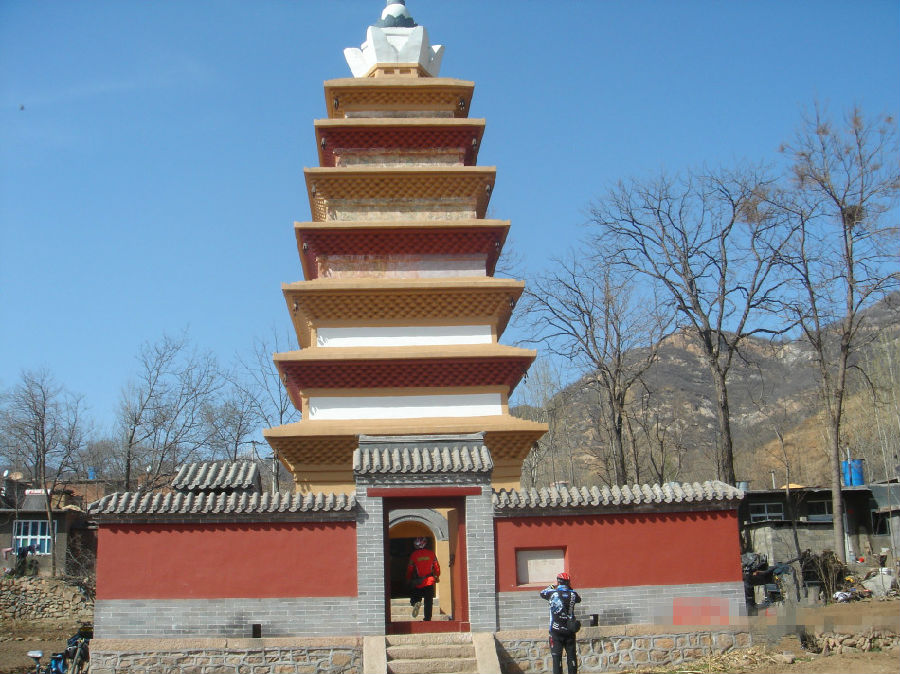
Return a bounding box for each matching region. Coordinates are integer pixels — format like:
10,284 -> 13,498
810,628 -> 898,656
0,576 -> 93,623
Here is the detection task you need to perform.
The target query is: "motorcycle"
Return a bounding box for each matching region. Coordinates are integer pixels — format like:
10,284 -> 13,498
742,552 -> 799,611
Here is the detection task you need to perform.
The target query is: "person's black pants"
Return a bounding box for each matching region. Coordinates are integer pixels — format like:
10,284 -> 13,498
549,633 -> 577,674
410,584 -> 435,621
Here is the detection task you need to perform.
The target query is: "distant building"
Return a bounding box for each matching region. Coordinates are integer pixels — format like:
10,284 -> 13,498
0,473 -> 92,576
738,479 -> 899,567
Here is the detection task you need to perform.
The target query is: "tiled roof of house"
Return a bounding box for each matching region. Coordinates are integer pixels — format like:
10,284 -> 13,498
493,480 -> 744,511
353,436 -> 493,475
88,490 -> 354,516
171,460 -> 260,493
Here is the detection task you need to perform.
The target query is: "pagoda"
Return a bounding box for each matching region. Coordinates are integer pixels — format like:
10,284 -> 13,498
87,5 -> 747,653
263,0 -> 547,495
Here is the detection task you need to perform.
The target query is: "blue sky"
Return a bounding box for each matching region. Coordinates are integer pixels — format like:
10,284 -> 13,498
1,0 -> 898,433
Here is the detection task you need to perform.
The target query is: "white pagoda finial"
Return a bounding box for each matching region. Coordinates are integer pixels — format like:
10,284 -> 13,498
344,1 -> 444,78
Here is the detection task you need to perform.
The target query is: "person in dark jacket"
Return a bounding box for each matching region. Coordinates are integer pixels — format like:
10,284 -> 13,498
540,572 -> 581,674
405,537 -> 440,620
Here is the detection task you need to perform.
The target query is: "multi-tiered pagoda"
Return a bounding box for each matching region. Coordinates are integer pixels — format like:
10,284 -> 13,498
263,0 -> 546,495
89,5 -> 746,661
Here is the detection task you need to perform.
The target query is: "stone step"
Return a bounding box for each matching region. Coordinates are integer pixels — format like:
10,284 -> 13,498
390,598 -> 449,621
386,644 -> 475,660
387,656 -> 478,674
392,610 -> 450,621
390,598 -> 442,609
393,614 -> 451,622
392,602 -> 440,612
385,633 -> 479,674
386,633 -> 473,647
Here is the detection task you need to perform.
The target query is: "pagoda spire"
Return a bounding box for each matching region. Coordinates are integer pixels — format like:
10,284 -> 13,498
344,1 -> 444,78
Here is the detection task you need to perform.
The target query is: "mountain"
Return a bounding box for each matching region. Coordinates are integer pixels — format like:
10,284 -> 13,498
518,292 -> 900,489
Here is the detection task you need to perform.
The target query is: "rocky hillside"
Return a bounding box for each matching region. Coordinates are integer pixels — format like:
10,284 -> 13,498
521,292 -> 900,489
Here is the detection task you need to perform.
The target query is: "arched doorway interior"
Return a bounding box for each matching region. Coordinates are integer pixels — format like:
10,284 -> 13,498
382,496 -> 468,632
388,509 -> 453,613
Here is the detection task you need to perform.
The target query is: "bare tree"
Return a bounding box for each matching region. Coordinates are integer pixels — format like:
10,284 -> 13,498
0,369 -> 88,575
230,328 -> 300,489
745,359 -> 822,487
778,105 -> 900,561
852,327 -> 900,482
204,387 -> 259,462
523,258 -> 669,485
624,388 -> 688,484
117,333 -> 221,490
512,356 -> 580,489
747,376 -> 814,562
232,327 -> 300,431
588,166 -> 795,485
73,437 -> 118,482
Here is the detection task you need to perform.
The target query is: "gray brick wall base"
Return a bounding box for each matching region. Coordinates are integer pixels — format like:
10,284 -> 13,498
88,636 -> 361,674
90,627 -> 754,674
498,581 -> 746,631
496,625 -> 753,673
94,597 -> 357,639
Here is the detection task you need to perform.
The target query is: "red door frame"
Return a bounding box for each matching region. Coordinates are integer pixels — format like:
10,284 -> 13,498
378,492 -> 471,633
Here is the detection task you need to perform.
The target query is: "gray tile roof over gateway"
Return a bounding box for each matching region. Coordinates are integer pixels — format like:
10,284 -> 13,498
171,460 -> 260,493
88,490 -> 355,516
494,480 -> 744,511
353,435 -> 493,475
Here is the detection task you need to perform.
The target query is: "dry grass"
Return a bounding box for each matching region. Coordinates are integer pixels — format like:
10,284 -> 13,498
626,645 -> 811,673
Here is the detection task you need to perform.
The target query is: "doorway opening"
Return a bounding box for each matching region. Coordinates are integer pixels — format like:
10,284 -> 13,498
384,496 -> 469,633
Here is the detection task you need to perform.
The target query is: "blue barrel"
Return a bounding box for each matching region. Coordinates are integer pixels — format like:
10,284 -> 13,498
841,460 -> 851,486
849,459 -> 865,485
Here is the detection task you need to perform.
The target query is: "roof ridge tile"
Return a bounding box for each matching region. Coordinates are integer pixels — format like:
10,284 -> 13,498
492,479 -> 745,512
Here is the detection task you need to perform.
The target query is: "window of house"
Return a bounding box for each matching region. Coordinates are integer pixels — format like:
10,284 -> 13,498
12,520 -> 56,555
807,499 -> 833,522
516,548 -> 564,585
749,502 -> 784,522
872,512 -> 890,536
870,500 -> 890,536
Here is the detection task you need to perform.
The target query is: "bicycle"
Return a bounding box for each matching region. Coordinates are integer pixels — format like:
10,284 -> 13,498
64,631 -> 90,674
26,649 -> 63,674
25,625 -> 90,674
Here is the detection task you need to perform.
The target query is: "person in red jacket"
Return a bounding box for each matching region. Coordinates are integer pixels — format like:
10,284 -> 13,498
405,537 -> 440,620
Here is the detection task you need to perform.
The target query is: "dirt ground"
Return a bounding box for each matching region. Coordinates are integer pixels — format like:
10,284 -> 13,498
0,621 -> 82,674
0,600 -> 897,673
630,598 -> 900,674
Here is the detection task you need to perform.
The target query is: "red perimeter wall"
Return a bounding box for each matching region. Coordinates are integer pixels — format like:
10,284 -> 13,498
495,510 -> 742,592
96,521 -> 357,599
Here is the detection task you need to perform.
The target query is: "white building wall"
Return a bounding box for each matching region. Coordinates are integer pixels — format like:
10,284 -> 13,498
317,325 -> 493,347
320,253 -> 487,278
309,393 -> 503,420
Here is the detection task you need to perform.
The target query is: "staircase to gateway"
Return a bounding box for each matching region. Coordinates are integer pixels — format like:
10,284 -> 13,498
390,597 -> 450,622
385,632 -> 478,674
